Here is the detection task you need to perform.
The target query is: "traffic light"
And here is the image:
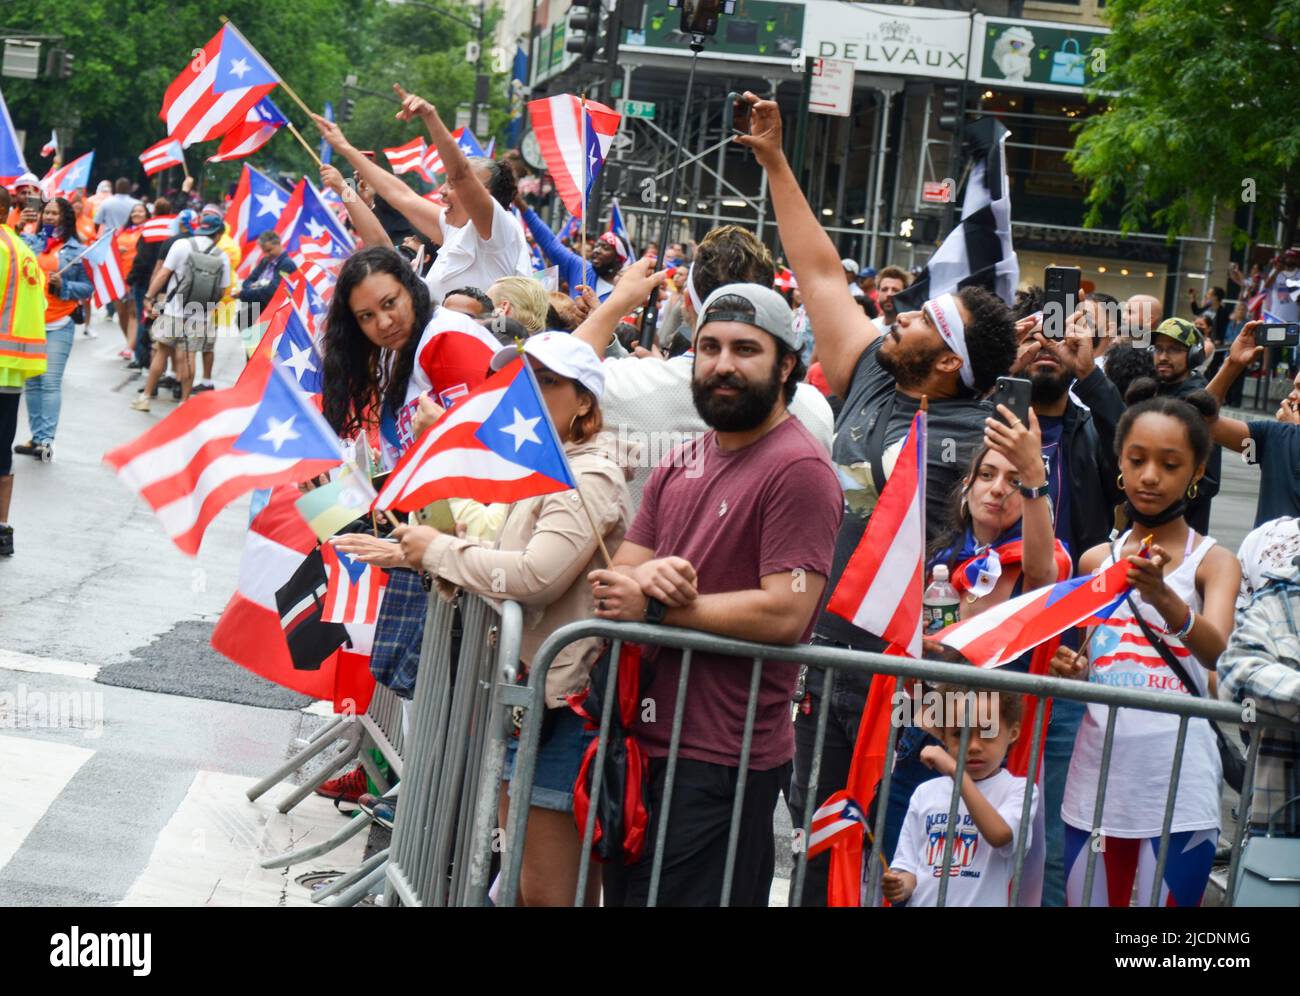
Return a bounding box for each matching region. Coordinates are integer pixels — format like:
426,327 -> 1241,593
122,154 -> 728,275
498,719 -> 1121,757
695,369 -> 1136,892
45,47 -> 74,79
938,85 -> 962,132
566,0 -> 603,62
898,215 -> 940,244
338,97 -> 356,123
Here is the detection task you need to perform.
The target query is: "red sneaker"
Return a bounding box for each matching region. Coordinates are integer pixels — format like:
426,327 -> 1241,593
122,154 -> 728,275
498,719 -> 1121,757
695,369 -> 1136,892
315,767 -> 369,803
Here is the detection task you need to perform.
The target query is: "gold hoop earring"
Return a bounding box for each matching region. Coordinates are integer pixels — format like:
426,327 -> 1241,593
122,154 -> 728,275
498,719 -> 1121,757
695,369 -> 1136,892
1187,481 -> 1198,500
568,413 -> 579,439
1116,473 -> 1125,491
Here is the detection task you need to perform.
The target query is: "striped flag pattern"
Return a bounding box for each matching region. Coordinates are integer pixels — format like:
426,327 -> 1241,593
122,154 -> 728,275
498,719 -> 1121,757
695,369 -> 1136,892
825,410 -> 928,658
159,23 -> 279,148
82,231 -> 128,308
384,136 -> 429,179
138,137 -> 186,176
526,95 -> 621,218
321,544 -> 389,626
140,214 -> 179,242
102,359 -> 341,555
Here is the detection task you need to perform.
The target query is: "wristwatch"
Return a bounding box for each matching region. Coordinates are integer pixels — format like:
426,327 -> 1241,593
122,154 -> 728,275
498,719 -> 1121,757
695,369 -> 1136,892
644,597 -> 668,625
1018,480 -> 1051,500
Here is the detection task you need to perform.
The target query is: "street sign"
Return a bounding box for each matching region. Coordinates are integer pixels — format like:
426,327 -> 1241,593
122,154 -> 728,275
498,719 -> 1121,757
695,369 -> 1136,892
922,179 -> 955,204
610,131 -> 635,153
809,57 -> 853,117
620,99 -> 656,120
2,39 -> 41,80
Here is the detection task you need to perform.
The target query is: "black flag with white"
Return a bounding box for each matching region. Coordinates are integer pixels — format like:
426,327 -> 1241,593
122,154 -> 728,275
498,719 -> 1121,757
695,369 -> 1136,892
894,117 -> 1019,313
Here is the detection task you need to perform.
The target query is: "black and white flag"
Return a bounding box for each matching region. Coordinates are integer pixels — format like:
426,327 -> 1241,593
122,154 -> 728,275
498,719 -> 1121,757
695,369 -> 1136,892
894,117 -> 1019,312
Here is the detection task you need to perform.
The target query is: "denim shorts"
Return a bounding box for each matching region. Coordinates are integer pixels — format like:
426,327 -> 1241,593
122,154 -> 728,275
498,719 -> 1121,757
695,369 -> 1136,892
504,707 -> 594,813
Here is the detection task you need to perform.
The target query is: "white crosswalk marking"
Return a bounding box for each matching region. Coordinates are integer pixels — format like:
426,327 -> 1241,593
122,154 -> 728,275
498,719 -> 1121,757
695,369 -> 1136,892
120,770 -> 369,907
0,735 -> 96,871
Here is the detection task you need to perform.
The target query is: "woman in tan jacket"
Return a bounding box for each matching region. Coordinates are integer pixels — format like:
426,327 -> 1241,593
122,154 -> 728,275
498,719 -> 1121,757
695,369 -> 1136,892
381,332 -> 634,906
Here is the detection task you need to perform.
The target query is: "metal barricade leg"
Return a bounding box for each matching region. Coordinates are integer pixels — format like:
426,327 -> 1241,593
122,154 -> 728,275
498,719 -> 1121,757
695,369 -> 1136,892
274,731 -> 364,814
1010,696 -> 1049,906
309,847 -> 389,904
790,666 -> 836,908
1224,729 -> 1263,905
718,659 -> 764,908
244,716 -> 353,804
646,649 -> 693,908
1081,706 -> 1120,907
1148,716 -> 1189,906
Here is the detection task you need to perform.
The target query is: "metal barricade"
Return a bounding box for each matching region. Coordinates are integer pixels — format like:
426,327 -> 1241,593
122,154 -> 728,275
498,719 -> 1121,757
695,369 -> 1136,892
246,658 -> 408,882
384,592 -> 523,907
490,620 -> 1298,908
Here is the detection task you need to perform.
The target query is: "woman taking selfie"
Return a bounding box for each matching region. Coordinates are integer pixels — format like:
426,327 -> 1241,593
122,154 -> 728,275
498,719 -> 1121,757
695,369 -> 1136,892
14,197 -> 92,463
1051,381 -> 1239,907
337,333 -> 635,907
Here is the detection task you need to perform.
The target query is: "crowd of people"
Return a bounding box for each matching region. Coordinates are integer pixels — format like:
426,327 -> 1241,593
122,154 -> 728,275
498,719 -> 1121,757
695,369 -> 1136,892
1,85 -> 1297,909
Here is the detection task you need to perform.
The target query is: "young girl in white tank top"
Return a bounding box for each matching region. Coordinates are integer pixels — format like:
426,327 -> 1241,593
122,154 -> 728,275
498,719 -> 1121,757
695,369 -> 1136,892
1050,384 -> 1240,906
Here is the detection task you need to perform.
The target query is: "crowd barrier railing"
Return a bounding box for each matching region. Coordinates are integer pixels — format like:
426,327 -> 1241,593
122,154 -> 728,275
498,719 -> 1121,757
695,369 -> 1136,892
491,619 -> 1298,908
384,592 -> 523,907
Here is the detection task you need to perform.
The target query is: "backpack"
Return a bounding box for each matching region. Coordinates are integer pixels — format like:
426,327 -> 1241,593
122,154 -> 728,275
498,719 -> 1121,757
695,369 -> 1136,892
174,237 -> 227,305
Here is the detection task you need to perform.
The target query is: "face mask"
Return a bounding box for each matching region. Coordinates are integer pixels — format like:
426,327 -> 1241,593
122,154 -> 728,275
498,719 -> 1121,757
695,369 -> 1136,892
1123,497 -> 1187,527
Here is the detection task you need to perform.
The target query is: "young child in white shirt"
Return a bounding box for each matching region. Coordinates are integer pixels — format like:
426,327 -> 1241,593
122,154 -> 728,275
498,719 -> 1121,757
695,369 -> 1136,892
884,688 -> 1036,907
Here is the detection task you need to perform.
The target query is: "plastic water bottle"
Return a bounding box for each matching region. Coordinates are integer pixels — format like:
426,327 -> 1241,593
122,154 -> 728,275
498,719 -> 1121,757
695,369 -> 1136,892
923,565 -> 960,634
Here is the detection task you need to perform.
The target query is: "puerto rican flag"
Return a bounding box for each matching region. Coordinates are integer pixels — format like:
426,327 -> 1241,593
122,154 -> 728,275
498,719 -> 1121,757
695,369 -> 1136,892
934,548 -> 1142,668
321,544 -> 389,626
39,129 -> 58,159
138,136 -> 187,176
82,231 -> 128,308
0,86 -> 28,185
39,150 -> 94,200
527,95 -> 620,218
374,353 -> 577,513
160,23 -> 280,148
384,136 -> 429,179
140,214 -> 179,242
103,359 -> 344,556
238,177 -> 351,281
806,791 -> 869,858
210,485 -> 375,712
209,96 -> 287,162
421,127 -> 488,178
825,410 -> 927,658
228,162 -> 290,250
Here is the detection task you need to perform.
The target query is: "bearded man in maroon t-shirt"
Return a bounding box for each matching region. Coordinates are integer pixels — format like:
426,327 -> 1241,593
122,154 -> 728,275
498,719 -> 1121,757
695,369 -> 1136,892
589,282 -> 842,907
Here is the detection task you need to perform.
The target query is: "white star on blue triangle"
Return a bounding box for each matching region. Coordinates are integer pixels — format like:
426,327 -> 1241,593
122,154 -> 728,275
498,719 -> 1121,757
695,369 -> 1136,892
473,367 -> 575,487
273,307 -> 322,395
583,111 -> 605,199
213,26 -> 280,94
335,547 -> 368,585
233,365 -> 343,462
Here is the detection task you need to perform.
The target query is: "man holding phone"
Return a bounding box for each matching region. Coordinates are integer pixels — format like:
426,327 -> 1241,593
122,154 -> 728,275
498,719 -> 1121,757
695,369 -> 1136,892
1204,320 -> 1300,525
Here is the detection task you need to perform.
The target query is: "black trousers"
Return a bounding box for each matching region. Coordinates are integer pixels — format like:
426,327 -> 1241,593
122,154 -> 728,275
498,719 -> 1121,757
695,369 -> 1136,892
0,391 -> 20,478
603,756 -> 791,907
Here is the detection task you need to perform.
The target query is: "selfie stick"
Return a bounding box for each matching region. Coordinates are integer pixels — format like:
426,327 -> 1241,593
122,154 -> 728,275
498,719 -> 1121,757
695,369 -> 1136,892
638,34 -> 707,348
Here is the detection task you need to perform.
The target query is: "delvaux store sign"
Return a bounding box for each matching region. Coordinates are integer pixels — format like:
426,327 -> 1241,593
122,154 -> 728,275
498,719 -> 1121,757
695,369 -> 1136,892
801,2 -> 972,80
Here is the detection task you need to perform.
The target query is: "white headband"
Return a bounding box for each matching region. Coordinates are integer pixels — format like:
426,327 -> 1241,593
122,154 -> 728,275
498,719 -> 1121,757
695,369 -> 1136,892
685,262 -> 704,314
924,292 -> 974,390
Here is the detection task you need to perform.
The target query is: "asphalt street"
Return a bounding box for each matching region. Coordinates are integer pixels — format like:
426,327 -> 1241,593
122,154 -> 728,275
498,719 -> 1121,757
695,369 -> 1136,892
0,309 -> 1269,906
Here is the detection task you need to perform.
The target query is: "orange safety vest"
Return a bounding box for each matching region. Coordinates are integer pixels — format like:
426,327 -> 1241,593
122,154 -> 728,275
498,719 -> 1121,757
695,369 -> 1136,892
37,240 -> 80,324
0,225 -> 49,388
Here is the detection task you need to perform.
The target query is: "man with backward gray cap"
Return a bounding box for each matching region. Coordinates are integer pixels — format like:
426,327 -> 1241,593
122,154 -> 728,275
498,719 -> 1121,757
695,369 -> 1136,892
587,281 -> 843,907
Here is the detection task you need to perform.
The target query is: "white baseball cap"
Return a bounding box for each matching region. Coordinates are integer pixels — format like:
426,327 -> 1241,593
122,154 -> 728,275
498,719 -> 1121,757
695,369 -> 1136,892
490,331 -> 605,401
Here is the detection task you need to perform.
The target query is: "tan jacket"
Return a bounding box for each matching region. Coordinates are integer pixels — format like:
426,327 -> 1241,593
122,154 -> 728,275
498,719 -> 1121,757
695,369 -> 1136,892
421,431 -> 635,707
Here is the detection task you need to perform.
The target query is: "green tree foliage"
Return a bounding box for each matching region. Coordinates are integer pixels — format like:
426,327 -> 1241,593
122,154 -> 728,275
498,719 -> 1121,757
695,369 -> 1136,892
0,0 -> 507,195
1069,0 -> 1300,247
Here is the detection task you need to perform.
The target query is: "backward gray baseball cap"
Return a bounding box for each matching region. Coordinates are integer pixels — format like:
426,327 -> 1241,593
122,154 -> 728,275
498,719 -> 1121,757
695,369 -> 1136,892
694,282 -> 797,351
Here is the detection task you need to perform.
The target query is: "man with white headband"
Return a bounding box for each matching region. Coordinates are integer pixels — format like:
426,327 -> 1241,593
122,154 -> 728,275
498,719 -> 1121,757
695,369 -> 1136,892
733,90 -> 1019,906
570,224 -> 833,502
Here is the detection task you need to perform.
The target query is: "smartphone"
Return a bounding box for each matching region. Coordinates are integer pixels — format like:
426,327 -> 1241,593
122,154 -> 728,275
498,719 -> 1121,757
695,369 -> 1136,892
1259,323 -> 1300,348
992,376 -> 1032,427
676,0 -> 727,36
1042,266 -> 1082,340
24,196 -> 41,212
728,91 -> 751,134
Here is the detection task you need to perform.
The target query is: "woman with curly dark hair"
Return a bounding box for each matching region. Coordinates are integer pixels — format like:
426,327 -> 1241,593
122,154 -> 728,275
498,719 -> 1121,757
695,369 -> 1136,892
320,245 -> 500,469
13,197 -> 92,462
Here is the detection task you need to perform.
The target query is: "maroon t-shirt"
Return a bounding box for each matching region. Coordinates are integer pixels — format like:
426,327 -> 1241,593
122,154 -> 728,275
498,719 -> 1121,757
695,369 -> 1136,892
624,416 -> 842,769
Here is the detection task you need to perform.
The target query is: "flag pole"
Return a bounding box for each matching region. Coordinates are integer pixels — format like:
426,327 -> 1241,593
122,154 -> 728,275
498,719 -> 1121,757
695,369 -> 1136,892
579,91 -> 588,278
216,15 -> 322,165
180,147 -> 191,182
574,484 -> 613,567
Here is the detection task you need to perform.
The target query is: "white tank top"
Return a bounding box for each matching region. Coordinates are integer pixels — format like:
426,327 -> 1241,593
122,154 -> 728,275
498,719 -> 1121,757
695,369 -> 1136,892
1061,530 -> 1222,837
